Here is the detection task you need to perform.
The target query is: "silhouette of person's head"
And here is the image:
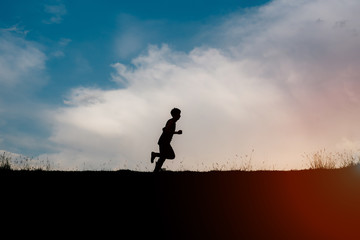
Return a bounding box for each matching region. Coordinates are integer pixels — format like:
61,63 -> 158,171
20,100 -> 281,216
171,108 -> 181,121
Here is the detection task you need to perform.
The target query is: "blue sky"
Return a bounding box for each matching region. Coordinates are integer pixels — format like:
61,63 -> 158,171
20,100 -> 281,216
1,0 -> 360,170
1,0 -> 270,101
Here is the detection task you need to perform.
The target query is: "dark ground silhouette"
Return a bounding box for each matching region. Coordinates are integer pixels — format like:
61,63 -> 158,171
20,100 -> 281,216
2,167 -> 360,239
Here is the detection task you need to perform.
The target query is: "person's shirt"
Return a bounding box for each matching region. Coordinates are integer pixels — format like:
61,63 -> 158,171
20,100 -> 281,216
158,118 -> 176,145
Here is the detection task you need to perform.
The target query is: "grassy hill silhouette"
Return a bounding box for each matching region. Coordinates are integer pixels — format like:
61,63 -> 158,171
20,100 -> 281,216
2,167 -> 360,239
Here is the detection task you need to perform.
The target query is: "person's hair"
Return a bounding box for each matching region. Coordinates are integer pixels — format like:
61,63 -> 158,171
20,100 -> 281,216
171,108 -> 181,117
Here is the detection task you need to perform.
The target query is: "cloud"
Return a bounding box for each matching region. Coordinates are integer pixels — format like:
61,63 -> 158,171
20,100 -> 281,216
114,14 -> 163,59
43,3 -> 67,24
0,24 -> 30,36
0,31 -> 49,155
0,31 -> 46,88
59,38 -> 71,46
50,38 -> 72,58
45,0 -> 360,170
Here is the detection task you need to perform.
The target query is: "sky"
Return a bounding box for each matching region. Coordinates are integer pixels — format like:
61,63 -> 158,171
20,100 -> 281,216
1,0 -> 360,171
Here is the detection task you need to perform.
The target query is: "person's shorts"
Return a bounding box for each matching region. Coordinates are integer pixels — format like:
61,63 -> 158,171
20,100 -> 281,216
159,144 -> 175,160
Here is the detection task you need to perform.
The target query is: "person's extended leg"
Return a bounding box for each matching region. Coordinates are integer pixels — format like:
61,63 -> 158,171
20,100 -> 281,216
154,157 -> 165,172
153,144 -> 174,172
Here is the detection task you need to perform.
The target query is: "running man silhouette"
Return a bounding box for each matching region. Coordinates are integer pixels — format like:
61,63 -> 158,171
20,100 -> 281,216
151,108 -> 182,172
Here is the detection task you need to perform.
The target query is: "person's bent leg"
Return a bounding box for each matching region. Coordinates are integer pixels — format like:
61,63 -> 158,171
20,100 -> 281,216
151,152 -> 160,163
167,145 -> 175,160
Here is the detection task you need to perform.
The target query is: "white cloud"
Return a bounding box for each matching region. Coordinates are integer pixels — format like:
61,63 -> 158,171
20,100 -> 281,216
51,50 -> 65,58
0,31 -> 50,156
45,0 -> 360,171
114,14 -> 166,59
0,24 -> 30,36
0,32 -> 46,88
43,3 -> 67,24
59,38 -> 71,46
50,38 -> 72,58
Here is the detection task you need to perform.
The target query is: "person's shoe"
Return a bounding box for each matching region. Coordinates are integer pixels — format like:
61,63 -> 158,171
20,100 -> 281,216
151,152 -> 156,163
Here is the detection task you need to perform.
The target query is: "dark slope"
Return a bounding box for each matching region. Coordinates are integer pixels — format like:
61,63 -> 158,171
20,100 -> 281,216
2,168 -> 360,239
